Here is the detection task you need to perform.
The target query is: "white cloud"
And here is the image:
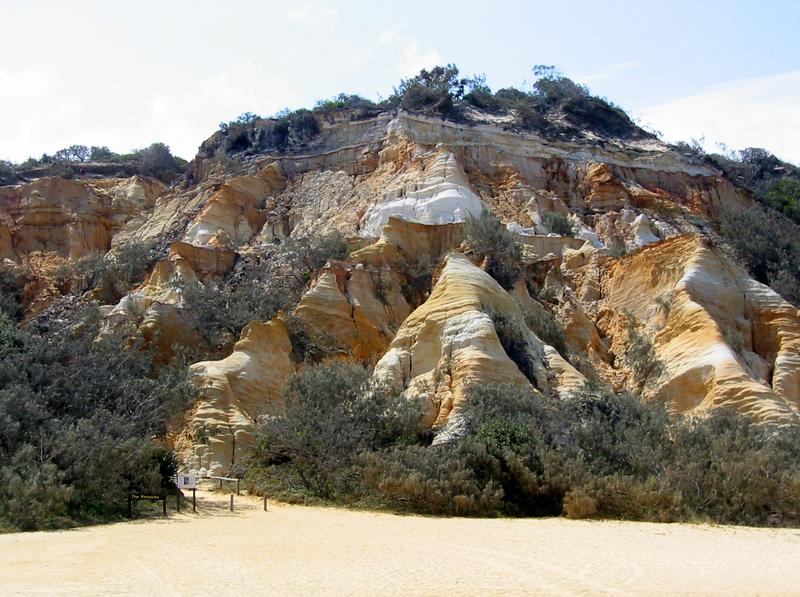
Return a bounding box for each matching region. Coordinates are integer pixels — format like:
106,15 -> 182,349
145,61 -> 297,158
378,28 -> 397,46
636,70 -> 800,165
0,61 -> 296,162
284,2 -> 335,21
576,61 -> 638,84
0,69 -> 50,100
285,1 -> 313,20
397,42 -> 442,77
343,43 -> 373,70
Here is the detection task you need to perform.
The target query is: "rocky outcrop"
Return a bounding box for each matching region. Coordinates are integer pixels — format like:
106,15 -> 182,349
0,176 -> 163,262
350,215 -> 464,268
517,234 -> 586,258
374,253 -> 582,433
106,113 -> 800,460
294,261 -> 411,363
182,165 -> 284,249
584,163 -> 630,210
600,235 -> 800,423
186,317 -> 293,474
359,150 -> 485,236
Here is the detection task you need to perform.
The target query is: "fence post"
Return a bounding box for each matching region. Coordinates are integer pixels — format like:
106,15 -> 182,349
237,479 -> 241,496
162,495 -> 167,517
219,478 -> 223,489
176,491 -> 181,513
230,494 -> 234,512
264,495 -> 268,512
192,488 -> 196,513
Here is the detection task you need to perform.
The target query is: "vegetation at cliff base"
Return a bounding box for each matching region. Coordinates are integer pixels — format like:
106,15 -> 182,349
0,311 -> 191,531
244,367 -> 800,527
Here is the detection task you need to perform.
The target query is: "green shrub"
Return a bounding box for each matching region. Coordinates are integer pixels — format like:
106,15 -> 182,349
134,142 -> 185,181
459,383 -> 800,524
251,362 -> 422,498
391,64 -> 465,118
285,314 -> 346,364
720,203 -> 800,307
61,241 -> 153,304
179,232 -> 348,351
0,160 -> 17,185
764,180 -> 800,214
53,145 -> 89,163
674,139 -> 707,158
464,210 -> 522,289
565,349 -> 600,381
218,107 -> 323,156
709,148 -> 800,220
710,149 -> 800,307
0,311 -> 191,530
562,488 -> 598,519
486,309 -> 538,384
655,291 -> 674,319
463,74 -> 501,112
396,253 -> 435,307
664,412 -> 800,525
0,267 -> 27,319
624,322 -> 664,390
314,94 -> 379,114
524,306 -> 567,355
544,212 -> 576,236
89,146 -> 117,161
219,112 -> 261,132
287,109 -> 320,143
358,445 -> 504,515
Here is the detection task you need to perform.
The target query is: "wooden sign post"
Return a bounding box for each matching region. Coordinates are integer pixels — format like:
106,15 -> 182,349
127,493 -> 167,518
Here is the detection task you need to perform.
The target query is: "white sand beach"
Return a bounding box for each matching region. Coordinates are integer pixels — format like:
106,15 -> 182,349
2,490 -> 800,596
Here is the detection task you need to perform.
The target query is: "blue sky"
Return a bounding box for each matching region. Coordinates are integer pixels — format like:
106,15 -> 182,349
1,0 -> 798,163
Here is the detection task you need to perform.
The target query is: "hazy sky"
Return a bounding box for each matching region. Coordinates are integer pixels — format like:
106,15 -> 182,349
2,0 -> 799,163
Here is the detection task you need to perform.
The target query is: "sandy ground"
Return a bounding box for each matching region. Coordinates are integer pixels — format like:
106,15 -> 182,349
1,490 -> 800,596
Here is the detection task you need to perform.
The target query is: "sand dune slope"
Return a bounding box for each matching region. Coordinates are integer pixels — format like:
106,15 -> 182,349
1,491 -> 800,596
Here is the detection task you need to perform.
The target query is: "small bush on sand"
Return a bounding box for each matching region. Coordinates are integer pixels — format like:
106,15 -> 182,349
251,362 -> 423,498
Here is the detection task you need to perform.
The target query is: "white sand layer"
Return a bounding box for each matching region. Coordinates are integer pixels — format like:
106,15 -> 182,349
1,490 -> 800,596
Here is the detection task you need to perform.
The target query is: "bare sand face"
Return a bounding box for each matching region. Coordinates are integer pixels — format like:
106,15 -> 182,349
2,490 -> 800,596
